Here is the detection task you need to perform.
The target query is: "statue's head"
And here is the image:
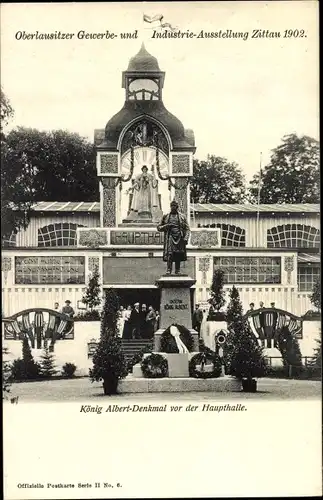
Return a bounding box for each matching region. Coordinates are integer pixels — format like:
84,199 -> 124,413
170,200 -> 179,213
141,165 -> 148,174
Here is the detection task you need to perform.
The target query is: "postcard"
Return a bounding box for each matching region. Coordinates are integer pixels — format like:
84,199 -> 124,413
1,1 -> 321,498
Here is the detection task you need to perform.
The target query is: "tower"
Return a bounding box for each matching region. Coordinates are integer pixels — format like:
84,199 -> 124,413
95,44 -> 196,228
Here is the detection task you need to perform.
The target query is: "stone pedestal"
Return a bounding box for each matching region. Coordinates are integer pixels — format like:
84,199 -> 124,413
154,274 -> 199,351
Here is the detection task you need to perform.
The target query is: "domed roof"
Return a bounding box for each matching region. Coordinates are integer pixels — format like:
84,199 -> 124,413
127,43 -> 161,72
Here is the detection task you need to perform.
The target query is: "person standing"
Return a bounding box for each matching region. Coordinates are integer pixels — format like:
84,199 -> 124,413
122,305 -> 133,339
146,306 -> 157,339
130,302 -> 141,339
140,304 -> 148,338
246,302 -> 255,314
61,300 -> 75,318
192,304 -> 203,335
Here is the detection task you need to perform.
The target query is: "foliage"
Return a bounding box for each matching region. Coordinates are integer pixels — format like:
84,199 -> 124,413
189,352 -> 222,379
208,268 -> 226,319
89,289 -> 127,393
127,345 -> 153,373
248,134 -> 320,203
226,285 -> 243,328
100,288 -> 119,339
310,278 -> 321,310
61,362 -> 77,378
160,324 -> 194,353
39,345 -> 57,378
74,310 -> 101,322
224,287 -> 266,380
10,338 -> 41,381
191,155 -> 246,203
1,94 -> 34,242
82,266 -> 101,312
1,126 -> 97,241
277,326 -> 303,370
2,347 -> 12,397
141,353 -> 168,378
309,333 -> 321,369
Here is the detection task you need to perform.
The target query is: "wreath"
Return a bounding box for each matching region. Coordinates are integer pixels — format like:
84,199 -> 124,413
189,352 -> 222,379
141,353 -> 168,378
160,324 -> 194,353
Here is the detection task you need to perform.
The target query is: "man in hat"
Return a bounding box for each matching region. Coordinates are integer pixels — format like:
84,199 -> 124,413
130,302 -> 141,339
61,300 -> 75,318
157,200 -> 190,275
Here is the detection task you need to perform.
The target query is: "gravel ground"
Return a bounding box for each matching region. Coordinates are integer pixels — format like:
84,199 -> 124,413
7,376 -> 322,402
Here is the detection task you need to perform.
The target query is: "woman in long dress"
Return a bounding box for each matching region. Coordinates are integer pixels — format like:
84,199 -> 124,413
122,305 -> 133,339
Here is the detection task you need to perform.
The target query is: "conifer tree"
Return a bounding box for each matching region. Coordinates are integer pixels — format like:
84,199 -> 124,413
89,289 -> 127,395
82,266 -> 101,312
225,286 -> 266,382
39,345 -> 57,378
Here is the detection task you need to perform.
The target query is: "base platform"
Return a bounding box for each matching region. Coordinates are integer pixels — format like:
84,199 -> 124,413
118,375 -> 242,393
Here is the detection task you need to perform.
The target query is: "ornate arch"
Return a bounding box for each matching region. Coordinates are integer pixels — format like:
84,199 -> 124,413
267,224 -> 320,248
38,223 -> 85,247
197,223 -> 246,247
117,115 -> 172,154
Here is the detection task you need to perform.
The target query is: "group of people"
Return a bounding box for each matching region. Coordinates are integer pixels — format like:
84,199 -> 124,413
246,301 -> 277,314
54,300 -> 75,317
117,304 -> 160,339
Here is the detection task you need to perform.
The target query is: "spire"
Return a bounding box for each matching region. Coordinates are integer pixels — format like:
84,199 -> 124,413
126,44 -> 161,72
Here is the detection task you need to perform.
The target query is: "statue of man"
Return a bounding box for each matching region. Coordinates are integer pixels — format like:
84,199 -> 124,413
157,200 -> 190,275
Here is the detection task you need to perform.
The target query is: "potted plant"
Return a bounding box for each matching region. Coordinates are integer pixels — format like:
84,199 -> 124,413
89,289 -> 127,395
225,286 -> 266,392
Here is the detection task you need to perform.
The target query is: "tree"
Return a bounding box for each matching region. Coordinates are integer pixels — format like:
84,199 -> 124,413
1,92 -> 34,242
224,286 -> 266,386
249,134 -> 320,203
190,155 -> 246,204
208,268 -> 226,320
89,289 -> 127,395
3,127 -> 97,202
39,345 -> 57,378
277,326 -> 303,377
310,278 -> 321,310
82,266 -> 101,312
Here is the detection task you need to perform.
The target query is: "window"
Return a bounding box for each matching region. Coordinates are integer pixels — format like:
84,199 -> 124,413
214,257 -> 281,284
198,223 -> 245,247
297,264 -> 320,292
267,224 -> 320,248
15,256 -> 85,284
128,79 -> 159,101
38,223 -> 84,247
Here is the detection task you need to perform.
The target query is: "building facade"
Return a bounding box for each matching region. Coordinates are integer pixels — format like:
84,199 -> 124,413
1,45 -> 320,319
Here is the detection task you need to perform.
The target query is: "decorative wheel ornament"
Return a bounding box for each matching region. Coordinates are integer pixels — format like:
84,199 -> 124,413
141,353 -> 168,378
189,352 -> 222,379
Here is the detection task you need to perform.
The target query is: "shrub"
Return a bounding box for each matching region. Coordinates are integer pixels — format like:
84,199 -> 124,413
61,362 -> 77,378
74,310 -> 101,322
82,265 -> 101,311
11,358 -> 41,381
2,347 -> 12,397
277,326 -> 303,377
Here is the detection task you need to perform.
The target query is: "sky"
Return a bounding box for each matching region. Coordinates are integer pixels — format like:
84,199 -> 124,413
1,1 -> 319,181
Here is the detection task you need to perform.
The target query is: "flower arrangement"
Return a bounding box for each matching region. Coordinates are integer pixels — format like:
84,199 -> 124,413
189,352 -> 222,379
160,324 -> 194,353
141,353 -> 168,378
